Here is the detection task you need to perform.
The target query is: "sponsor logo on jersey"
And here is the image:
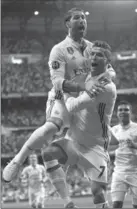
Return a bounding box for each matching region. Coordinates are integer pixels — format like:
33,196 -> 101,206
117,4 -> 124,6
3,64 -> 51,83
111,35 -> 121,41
67,47 -> 74,55
52,61 -> 60,70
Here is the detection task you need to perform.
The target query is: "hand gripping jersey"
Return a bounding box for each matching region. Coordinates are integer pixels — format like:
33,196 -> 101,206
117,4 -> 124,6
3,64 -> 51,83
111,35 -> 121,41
111,122 -> 137,173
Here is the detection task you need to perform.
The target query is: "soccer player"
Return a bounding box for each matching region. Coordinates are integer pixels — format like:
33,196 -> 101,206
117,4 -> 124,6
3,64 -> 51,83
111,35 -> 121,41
3,8 -> 114,208
41,40 -> 117,208
3,8 -> 107,179
109,101 -> 137,208
21,153 -> 46,208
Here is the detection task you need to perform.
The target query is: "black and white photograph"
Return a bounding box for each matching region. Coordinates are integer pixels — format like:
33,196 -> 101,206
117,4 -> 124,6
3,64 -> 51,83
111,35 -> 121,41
1,0 -> 137,208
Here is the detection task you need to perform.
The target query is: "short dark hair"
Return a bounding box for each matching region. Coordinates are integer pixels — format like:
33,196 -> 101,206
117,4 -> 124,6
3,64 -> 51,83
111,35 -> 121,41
117,100 -> 132,110
64,8 -> 84,23
92,40 -> 111,52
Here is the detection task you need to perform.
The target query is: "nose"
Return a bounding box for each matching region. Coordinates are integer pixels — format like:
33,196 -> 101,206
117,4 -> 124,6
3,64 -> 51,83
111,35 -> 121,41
92,54 -> 97,60
80,17 -> 84,23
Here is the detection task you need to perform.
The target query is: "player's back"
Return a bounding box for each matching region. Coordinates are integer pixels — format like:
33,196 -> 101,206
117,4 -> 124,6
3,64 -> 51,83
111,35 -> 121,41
66,77 -> 116,157
112,122 -> 137,173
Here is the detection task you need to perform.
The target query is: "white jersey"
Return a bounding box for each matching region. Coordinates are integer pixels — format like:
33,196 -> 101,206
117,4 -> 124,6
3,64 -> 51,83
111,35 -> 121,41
48,36 -> 93,99
65,73 -> 117,158
111,122 -> 137,173
21,164 -> 46,190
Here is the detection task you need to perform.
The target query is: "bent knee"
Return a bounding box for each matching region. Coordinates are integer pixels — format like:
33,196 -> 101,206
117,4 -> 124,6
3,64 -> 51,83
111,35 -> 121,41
91,182 -> 107,204
47,117 -> 63,131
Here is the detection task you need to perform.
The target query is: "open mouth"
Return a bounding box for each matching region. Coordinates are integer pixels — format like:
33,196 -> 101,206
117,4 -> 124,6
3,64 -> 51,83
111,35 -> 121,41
78,25 -> 85,31
92,63 -> 98,67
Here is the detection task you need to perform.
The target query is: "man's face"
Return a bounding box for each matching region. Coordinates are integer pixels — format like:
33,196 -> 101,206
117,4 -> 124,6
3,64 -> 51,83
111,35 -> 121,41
68,11 -> 87,37
29,154 -> 37,166
117,104 -> 131,123
90,47 -> 108,75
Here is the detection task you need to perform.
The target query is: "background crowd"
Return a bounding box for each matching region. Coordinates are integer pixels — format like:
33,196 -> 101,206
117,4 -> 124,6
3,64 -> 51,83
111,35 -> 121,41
1,0 -> 137,203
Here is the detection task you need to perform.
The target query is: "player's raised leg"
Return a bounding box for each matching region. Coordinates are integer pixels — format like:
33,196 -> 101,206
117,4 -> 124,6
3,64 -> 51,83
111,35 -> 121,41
3,97 -> 70,182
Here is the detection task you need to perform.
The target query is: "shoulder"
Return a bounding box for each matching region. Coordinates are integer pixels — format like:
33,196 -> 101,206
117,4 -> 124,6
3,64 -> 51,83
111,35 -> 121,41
111,124 -> 120,133
84,39 -> 93,47
131,121 -> 137,129
49,39 -> 68,60
104,81 -> 117,98
22,166 -> 29,172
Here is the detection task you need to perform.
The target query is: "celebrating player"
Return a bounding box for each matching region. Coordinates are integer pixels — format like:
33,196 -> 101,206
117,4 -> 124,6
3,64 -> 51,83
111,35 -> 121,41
42,40 -> 117,208
21,153 -> 46,208
3,8 -> 114,208
109,101 -> 137,208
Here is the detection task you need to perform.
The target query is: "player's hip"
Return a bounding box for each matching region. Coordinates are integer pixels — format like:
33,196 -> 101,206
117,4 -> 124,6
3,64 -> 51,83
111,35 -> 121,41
52,137 -> 109,169
112,171 -> 137,187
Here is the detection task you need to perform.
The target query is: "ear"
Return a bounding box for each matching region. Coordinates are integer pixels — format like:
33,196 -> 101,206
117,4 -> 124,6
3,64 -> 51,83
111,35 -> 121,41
66,20 -> 71,29
104,57 -> 109,65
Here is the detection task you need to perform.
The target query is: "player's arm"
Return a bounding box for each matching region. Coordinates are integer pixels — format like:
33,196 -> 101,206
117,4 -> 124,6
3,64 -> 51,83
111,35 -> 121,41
49,45 -> 85,93
41,166 -> 47,183
66,81 -> 114,113
20,167 -> 29,185
108,127 -> 119,156
21,167 -> 28,179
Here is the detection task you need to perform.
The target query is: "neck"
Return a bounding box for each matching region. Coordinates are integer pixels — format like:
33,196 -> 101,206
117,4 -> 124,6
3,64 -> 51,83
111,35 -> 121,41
91,69 -> 106,77
121,120 -> 130,126
68,31 -> 82,43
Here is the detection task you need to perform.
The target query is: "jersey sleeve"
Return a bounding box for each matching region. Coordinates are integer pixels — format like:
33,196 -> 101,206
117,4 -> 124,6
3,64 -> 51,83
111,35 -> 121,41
41,165 -> 46,178
110,126 -> 119,145
66,91 -> 95,113
48,45 -> 66,91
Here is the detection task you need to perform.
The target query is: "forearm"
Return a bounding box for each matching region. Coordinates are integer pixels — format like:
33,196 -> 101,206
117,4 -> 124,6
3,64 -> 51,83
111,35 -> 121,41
66,91 -> 94,113
62,80 -> 85,93
52,78 -> 85,93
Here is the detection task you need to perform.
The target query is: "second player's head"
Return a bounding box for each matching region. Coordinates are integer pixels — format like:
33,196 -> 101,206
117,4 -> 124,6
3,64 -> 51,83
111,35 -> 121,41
90,40 -> 112,76
29,153 -> 38,167
64,8 -> 87,40
117,100 -> 132,125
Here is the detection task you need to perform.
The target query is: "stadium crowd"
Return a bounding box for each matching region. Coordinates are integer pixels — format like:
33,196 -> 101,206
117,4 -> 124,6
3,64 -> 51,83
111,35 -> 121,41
2,29 -> 137,54
1,59 -> 137,94
2,27 -> 137,203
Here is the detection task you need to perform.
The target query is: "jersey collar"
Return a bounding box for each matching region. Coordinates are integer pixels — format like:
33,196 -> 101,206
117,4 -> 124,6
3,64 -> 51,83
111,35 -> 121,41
120,121 -> 133,129
66,35 -> 87,51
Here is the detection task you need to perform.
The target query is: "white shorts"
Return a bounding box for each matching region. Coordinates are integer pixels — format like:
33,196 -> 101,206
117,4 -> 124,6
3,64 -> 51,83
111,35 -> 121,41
52,138 -> 109,184
46,97 -> 70,134
28,187 -> 45,206
111,172 -> 137,199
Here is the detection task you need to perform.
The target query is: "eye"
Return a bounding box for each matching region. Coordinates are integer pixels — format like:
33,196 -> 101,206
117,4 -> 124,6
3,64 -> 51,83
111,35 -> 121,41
97,52 -> 104,57
74,15 -> 80,20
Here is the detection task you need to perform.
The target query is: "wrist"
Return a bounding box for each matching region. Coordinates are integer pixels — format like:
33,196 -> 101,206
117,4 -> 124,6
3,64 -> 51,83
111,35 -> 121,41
77,83 -> 85,92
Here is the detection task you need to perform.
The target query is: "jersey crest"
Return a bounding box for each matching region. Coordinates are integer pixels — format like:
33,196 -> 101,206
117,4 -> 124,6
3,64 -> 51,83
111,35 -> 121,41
67,47 -> 74,55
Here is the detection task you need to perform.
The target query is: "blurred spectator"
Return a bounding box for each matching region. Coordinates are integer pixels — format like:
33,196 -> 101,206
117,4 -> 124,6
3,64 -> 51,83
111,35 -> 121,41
112,60 -> 137,89
2,61 -> 52,94
2,59 -> 137,94
2,109 -> 45,127
2,28 -> 137,54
